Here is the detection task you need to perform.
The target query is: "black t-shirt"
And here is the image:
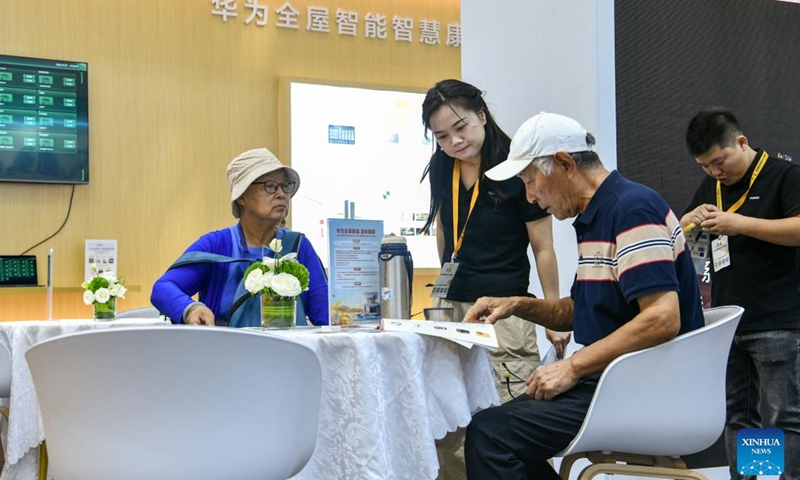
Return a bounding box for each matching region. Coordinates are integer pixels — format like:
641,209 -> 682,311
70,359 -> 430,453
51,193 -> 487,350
684,150 -> 800,331
439,167 -> 549,302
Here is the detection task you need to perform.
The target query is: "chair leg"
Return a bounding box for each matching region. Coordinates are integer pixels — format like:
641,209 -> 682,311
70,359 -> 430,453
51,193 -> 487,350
559,452 -> 589,480
577,462 -> 710,480
38,441 -> 48,480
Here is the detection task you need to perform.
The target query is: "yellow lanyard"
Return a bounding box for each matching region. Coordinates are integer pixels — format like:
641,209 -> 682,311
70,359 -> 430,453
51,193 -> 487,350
715,150 -> 768,213
451,161 -> 481,262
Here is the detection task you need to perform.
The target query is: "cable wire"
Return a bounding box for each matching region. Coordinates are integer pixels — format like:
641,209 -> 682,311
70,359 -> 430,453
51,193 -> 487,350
501,362 -> 528,383
20,184 -> 76,255
505,375 -> 515,400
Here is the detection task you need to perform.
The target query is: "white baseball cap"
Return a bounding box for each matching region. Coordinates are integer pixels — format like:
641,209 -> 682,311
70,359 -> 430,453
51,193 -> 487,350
486,112 -> 592,181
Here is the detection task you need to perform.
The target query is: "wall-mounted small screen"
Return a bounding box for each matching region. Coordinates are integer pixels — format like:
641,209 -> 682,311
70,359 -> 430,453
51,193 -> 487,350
0,54 -> 89,184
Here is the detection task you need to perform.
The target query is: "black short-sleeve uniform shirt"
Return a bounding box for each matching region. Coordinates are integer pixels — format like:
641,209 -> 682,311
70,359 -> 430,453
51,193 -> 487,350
438,164 -> 549,302
684,150 -> 800,331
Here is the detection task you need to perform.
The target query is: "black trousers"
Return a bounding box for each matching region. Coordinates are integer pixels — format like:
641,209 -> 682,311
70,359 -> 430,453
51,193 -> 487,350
464,374 -> 599,480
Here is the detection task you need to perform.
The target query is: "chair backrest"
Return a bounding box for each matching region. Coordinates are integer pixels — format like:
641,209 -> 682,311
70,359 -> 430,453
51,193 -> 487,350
114,306 -> 162,319
0,341 -> 11,398
26,327 -> 322,480
557,305 -> 743,457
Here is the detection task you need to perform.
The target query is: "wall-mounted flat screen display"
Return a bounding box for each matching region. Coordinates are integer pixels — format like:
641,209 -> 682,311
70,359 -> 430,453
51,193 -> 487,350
0,54 -> 89,184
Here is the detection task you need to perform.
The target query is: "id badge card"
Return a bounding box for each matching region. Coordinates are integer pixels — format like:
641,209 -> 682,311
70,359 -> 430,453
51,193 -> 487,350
431,262 -> 459,298
712,235 -> 731,272
687,230 -> 711,275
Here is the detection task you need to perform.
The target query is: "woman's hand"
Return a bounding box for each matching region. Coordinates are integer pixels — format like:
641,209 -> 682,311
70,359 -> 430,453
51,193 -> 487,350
185,304 -> 215,326
545,329 -> 572,359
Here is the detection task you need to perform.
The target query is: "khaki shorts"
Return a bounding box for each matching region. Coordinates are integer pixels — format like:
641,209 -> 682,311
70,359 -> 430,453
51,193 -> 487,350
432,298 -> 540,403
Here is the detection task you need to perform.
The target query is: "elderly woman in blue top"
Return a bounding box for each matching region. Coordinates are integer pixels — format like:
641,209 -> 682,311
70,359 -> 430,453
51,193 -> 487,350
151,148 -> 329,326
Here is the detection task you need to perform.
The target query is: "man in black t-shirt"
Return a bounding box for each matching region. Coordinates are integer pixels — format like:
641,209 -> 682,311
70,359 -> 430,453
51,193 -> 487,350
682,108 -> 800,480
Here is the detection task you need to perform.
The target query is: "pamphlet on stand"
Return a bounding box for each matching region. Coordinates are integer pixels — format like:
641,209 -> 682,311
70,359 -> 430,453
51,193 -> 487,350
326,219 -> 383,326
381,318 -> 499,350
85,239 -> 118,280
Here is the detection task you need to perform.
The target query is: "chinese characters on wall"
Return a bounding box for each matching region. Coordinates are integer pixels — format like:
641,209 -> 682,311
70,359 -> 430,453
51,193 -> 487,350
210,0 -> 461,47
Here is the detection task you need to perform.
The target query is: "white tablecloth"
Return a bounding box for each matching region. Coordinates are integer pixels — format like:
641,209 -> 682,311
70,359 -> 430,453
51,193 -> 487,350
0,318 -> 170,480
268,327 -> 500,480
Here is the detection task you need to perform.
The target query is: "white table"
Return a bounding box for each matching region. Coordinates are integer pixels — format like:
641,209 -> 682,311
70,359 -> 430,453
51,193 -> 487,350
0,318 -> 170,480
267,327 -> 500,480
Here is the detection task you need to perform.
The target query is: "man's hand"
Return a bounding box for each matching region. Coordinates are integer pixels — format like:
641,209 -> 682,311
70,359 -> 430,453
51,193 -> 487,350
185,304 -> 215,326
526,358 -> 579,401
545,329 -> 572,359
463,296 -> 515,324
701,211 -> 744,236
684,203 -> 720,231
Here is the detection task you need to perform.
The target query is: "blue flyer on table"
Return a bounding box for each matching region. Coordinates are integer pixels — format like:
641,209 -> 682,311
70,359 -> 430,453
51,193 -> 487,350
326,219 -> 383,326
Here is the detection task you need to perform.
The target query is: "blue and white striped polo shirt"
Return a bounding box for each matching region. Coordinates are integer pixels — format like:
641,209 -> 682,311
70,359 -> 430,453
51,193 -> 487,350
569,171 -> 703,346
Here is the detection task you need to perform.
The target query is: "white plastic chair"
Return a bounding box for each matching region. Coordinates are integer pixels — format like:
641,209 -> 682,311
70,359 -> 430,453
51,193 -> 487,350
556,305 -> 744,480
25,326 -> 321,480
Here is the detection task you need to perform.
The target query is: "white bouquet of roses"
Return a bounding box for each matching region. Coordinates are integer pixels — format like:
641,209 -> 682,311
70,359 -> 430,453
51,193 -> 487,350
243,238 -> 309,300
82,264 -> 127,306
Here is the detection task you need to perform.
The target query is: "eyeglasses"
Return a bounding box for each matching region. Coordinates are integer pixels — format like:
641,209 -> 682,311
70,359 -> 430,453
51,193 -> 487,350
251,180 -> 296,194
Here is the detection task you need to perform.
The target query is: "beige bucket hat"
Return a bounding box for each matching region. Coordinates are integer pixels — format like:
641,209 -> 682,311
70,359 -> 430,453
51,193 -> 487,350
226,147 -> 300,218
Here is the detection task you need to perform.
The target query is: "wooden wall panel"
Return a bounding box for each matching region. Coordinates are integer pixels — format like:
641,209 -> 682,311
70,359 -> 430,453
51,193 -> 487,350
0,0 -> 458,320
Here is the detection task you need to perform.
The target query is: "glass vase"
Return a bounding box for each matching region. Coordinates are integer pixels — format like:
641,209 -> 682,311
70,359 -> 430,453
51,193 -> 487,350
93,296 -> 116,321
261,296 -> 296,329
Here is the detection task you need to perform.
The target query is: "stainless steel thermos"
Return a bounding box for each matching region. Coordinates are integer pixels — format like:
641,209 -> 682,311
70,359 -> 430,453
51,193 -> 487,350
378,235 -> 413,319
